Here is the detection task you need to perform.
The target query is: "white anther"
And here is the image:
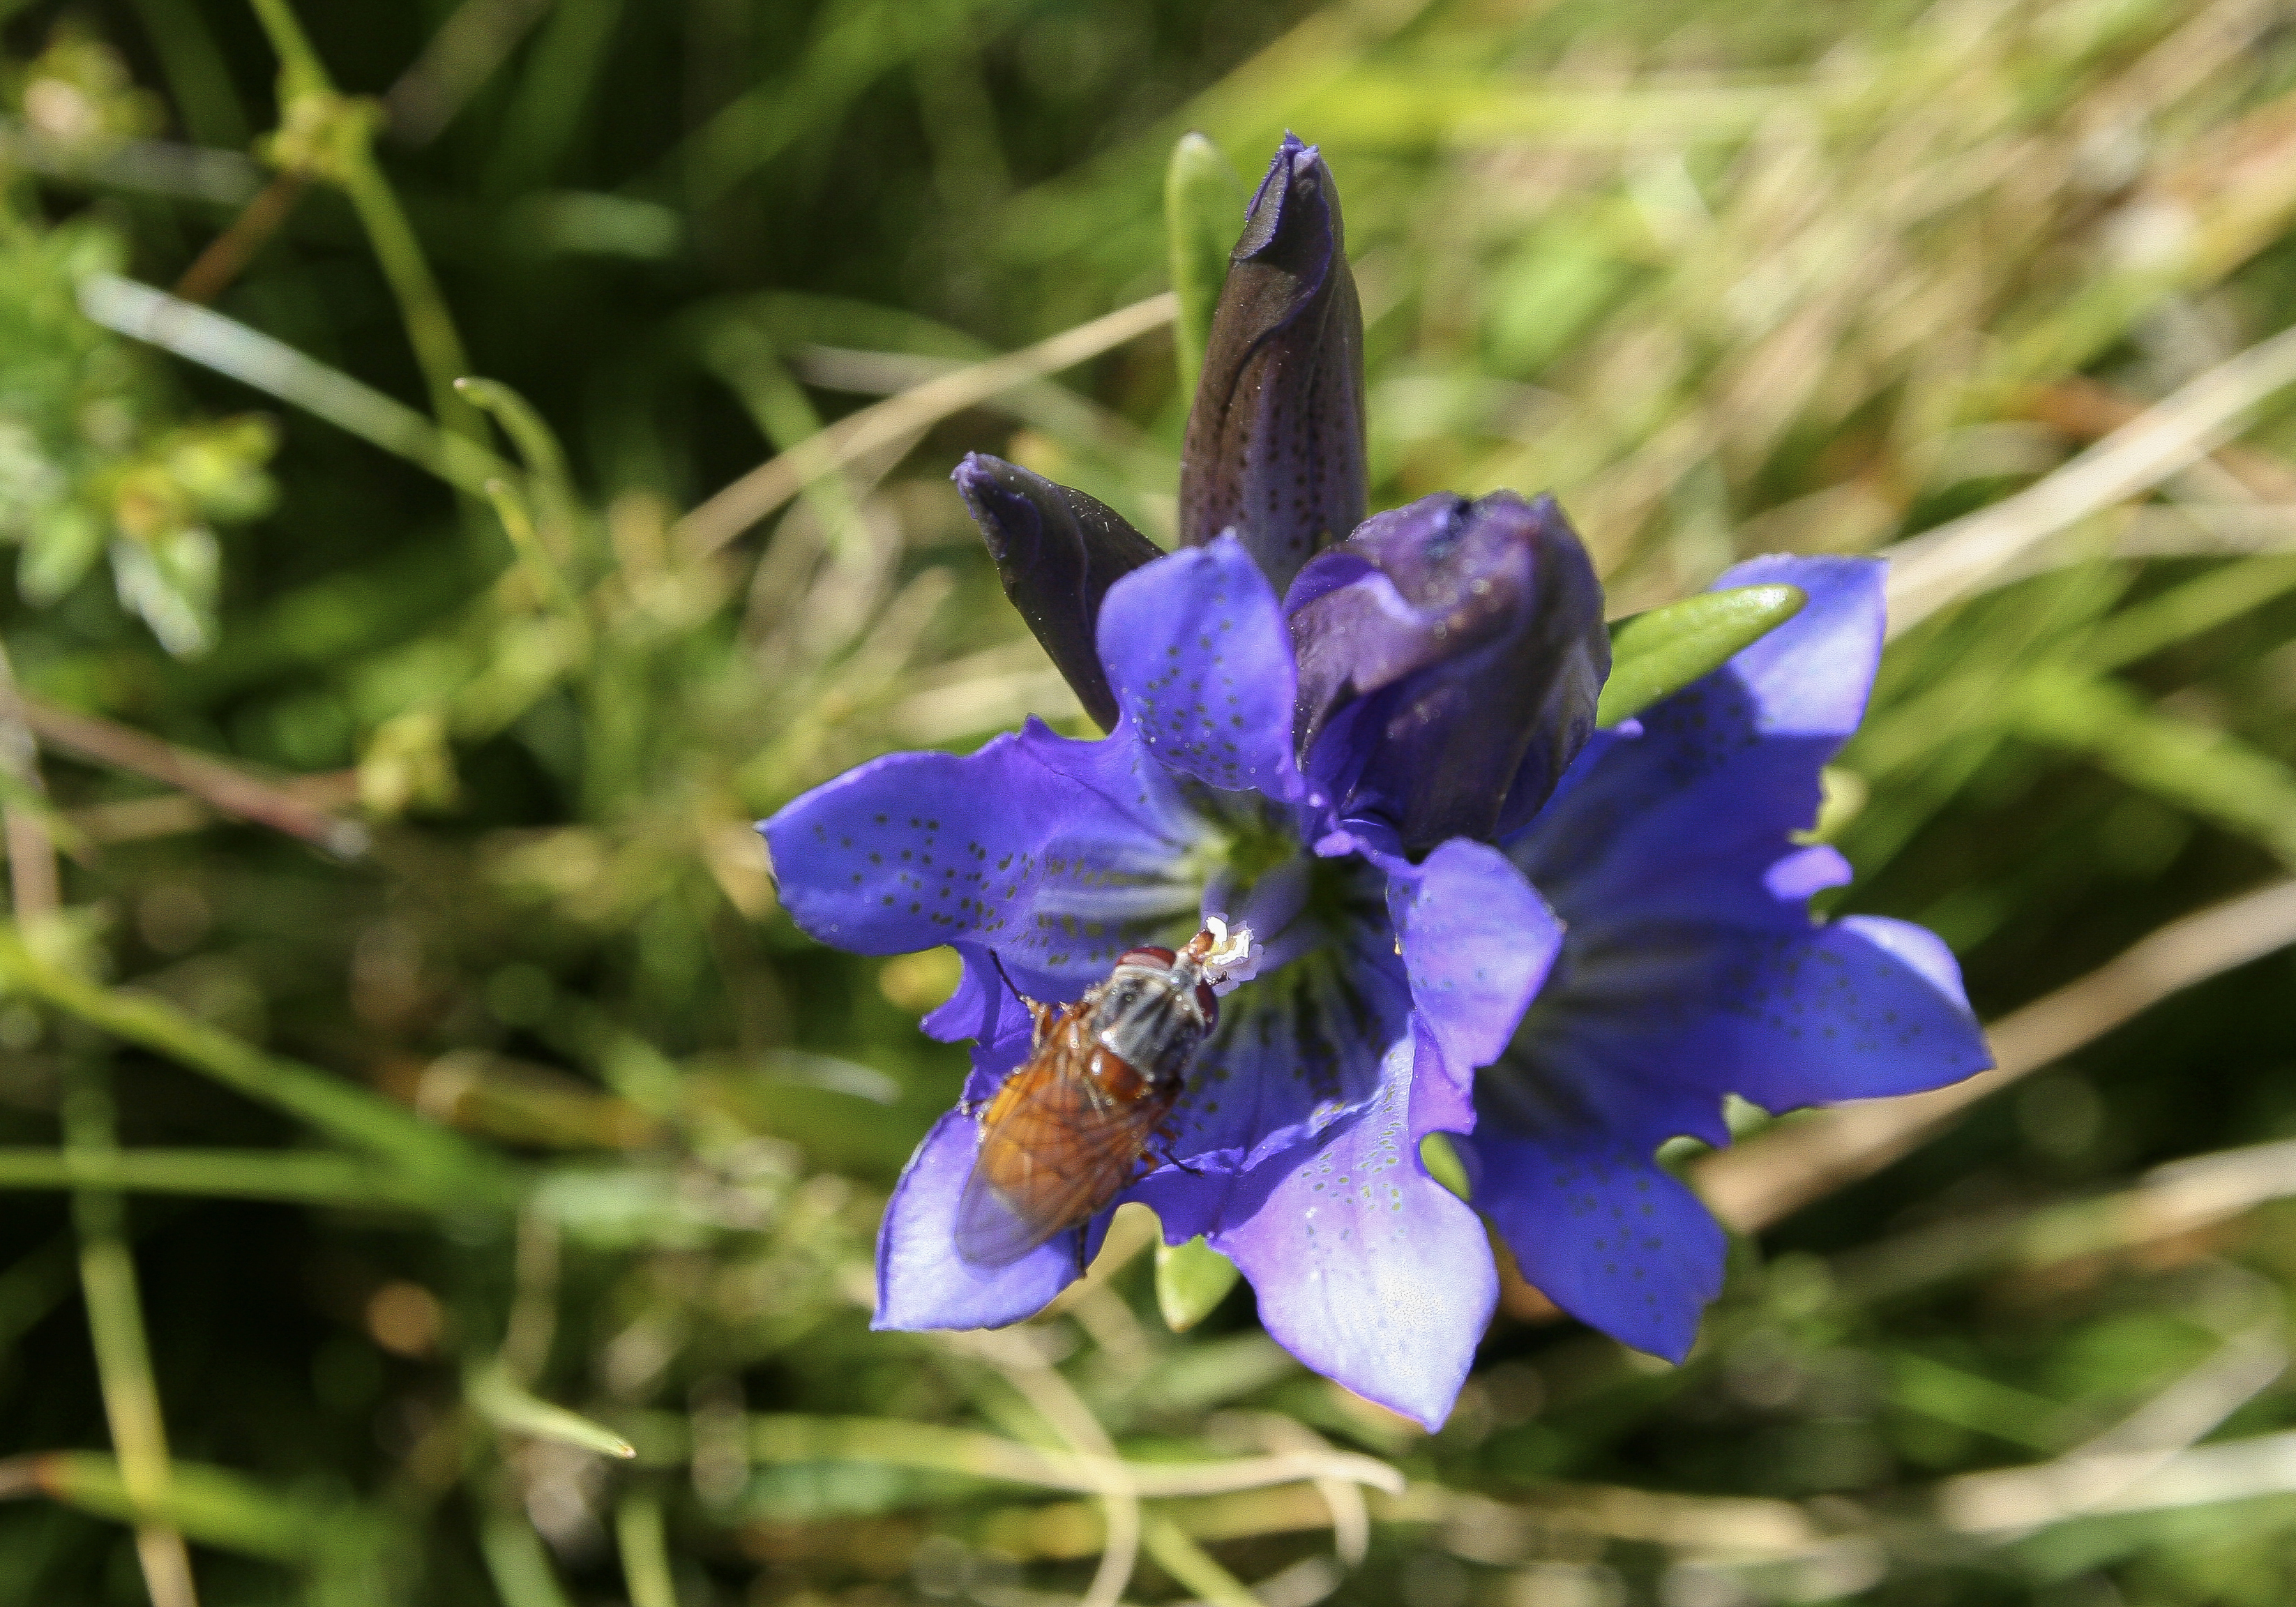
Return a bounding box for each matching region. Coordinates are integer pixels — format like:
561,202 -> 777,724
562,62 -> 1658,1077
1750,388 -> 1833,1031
1200,916 -> 1262,995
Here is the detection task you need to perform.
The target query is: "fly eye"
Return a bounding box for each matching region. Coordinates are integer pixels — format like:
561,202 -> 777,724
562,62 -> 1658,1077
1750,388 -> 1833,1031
1117,945 -> 1177,970
1195,983 -> 1218,1029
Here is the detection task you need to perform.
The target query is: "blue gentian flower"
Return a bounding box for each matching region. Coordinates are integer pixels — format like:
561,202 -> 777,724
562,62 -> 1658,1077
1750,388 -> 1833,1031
759,135 -> 1990,1428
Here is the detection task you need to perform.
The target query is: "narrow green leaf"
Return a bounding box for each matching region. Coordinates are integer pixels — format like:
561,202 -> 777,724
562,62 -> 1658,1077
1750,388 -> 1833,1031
22,1451 -> 319,1562
615,1493 -> 679,1607
467,1361 -> 637,1459
0,924 -> 518,1207
456,375 -> 583,554
2009,665 -> 2296,868
1155,1235 -> 1241,1332
1165,131 -> 1244,399
1599,584 -> 1806,727
454,377 -> 572,495
0,1147 -> 437,1209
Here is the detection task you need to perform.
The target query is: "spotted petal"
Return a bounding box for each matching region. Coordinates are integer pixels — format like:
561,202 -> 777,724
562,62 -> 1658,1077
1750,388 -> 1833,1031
1187,1025 -> 1496,1429
1470,1128 -> 1724,1363
762,717 -> 1206,998
1389,838 -> 1562,1096
1098,536 -> 1306,804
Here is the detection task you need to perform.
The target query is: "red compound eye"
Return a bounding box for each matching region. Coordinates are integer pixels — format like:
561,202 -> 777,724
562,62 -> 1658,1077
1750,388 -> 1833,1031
1117,945 -> 1177,970
1195,983 -> 1218,1029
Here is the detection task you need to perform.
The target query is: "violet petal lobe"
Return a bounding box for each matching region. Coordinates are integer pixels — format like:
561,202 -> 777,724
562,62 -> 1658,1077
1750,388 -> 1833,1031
953,453 -> 1165,732
1204,1025 -> 1497,1430
1472,1127 -> 1725,1363
1388,837 -> 1562,1083
1509,555 -> 1891,931
1179,133 -> 1367,597
1290,490 -> 1608,855
1463,551 -> 1990,1359
920,941 -> 1034,1055
760,716 -> 1205,999
1098,535 -> 1304,802
875,1110 -> 1084,1329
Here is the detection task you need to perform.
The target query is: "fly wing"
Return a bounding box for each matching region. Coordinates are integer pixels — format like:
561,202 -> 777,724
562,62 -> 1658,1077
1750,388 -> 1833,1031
954,1054 -> 1168,1267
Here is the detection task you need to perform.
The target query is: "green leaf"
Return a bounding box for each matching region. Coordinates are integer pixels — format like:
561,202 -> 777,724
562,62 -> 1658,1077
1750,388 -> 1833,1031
24,1452 -> 322,1562
1165,132 -> 1244,399
1598,584 -> 1806,727
2009,665 -> 2296,868
467,1361 -> 637,1458
455,375 -> 582,554
1155,1235 -> 1241,1331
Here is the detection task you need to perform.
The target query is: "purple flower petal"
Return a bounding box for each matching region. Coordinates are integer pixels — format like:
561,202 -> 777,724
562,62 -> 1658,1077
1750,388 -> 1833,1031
1098,537 -> 1305,803
1690,916 -> 1989,1112
1179,134 -> 1367,596
1470,1129 -> 1724,1363
1389,838 -> 1562,1083
953,453 -> 1165,733
762,717 -> 1205,997
875,1111 -> 1082,1329
1509,556 -> 1887,931
1290,491 -> 1608,854
922,942 -> 1034,1047
1465,550 -> 1987,1356
1494,911 -> 1988,1149
1716,554 -> 1888,740
1838,912 -> 1972,1011
1204,1027 -> 1495,1429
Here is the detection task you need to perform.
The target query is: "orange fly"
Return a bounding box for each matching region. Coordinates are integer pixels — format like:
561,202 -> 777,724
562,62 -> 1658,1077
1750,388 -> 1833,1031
955,920 -> 1258,1267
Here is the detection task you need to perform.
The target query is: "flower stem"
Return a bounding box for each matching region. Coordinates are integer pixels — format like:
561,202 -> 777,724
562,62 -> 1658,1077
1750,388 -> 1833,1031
614,1492 -> 679,1607
244,0 -> 487,462
0,639 -> 60,921
1141,1515 -> 1257,1607
63,1059 -> 200,1607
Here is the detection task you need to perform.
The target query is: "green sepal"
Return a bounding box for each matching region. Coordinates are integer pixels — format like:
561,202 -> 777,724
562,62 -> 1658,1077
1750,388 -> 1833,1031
1155,1233 -> 1241,1331
1598,584 -> 1806,727
1419,1133 -> 1471,1201
1165,132 -> 1244,400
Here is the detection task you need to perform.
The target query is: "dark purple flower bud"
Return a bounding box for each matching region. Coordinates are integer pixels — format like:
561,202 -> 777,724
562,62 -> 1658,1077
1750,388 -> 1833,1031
1287,491 -> 1608,857
953,453 -> 1165,733
1179,133 -> 1367,598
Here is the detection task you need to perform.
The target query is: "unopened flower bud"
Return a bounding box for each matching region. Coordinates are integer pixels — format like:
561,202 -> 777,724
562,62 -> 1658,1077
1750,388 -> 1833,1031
1179,133 -> 1366,598
953,453 -> 1164,732
1288,490 -> 1608,856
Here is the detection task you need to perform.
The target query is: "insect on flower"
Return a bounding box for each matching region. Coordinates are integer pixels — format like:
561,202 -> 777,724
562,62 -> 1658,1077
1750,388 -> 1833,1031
956,919 -> 1260,1267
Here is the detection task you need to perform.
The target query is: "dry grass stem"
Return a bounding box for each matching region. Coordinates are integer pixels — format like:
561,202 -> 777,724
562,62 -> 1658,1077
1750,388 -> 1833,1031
673,293 -> 1177,559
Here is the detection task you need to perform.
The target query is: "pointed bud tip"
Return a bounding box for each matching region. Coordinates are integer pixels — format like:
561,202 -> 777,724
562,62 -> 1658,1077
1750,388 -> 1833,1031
947,454 -> 1163,733
951,453 -> 1034,562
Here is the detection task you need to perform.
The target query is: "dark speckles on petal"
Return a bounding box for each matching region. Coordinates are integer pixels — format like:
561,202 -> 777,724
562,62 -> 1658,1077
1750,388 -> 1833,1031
1098,539 -> 1304,803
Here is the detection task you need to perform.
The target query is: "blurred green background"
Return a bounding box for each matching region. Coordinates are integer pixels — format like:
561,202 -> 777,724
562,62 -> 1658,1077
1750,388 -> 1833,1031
3,0 -> 2296,1604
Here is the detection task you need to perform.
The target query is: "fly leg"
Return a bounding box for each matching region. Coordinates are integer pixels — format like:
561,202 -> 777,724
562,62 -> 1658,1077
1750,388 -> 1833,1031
1146,1119 -> 1208,1179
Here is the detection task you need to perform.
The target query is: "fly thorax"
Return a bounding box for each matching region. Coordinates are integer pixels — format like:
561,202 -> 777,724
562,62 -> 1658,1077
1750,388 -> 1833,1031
1091,963 -> 1209,1087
